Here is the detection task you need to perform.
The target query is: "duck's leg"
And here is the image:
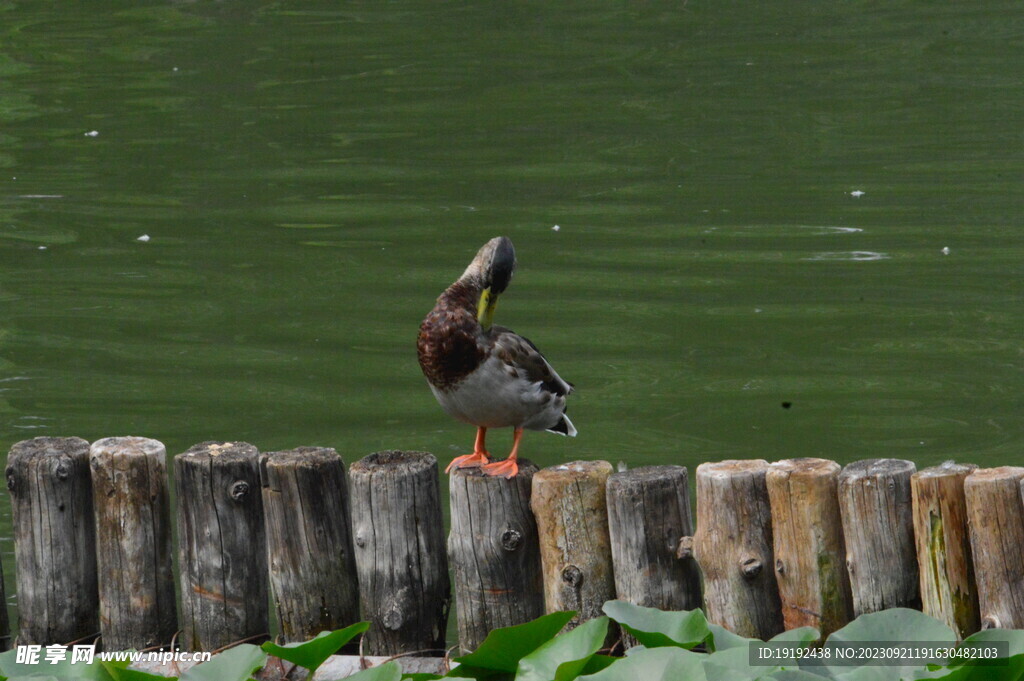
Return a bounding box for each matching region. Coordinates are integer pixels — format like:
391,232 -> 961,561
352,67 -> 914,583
445,427 -> 492,473
480,427 -> 522,479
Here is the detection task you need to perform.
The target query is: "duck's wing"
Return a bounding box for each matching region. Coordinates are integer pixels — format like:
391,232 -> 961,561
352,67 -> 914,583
490,325 -> 576,436
490,325 -> 574,398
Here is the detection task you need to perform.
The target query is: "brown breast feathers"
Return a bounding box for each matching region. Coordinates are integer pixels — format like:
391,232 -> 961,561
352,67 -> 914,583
417,280 -> 486,391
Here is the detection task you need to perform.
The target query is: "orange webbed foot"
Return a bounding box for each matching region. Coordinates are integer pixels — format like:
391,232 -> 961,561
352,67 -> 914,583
445,451 -> 491,473
480,457 -> 519,479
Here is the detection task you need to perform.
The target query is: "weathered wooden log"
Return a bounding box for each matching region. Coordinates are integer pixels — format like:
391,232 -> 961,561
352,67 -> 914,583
838,458 -> 919,616
766,458 -> 852,636
6,437 -> 97,645
531,460 -> 616,637
694,460 -> 782,639
449,460 -> 543,654
261,447 -> 359,643
349,451 -> 449,655
606,465 -> 701,615
175,441 -> 268,651
89,436 -> 176,650
964,466 -> 1024,629
912,462 -> 979,639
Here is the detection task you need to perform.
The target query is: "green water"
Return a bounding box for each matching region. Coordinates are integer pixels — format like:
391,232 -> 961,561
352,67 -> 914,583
0,1 -> 1020,638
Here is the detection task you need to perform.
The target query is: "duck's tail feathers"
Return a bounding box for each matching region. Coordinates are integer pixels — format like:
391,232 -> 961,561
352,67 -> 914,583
546,413 -> 577,437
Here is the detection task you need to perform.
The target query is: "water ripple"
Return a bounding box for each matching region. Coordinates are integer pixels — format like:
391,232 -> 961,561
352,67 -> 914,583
803,251 -> 891,261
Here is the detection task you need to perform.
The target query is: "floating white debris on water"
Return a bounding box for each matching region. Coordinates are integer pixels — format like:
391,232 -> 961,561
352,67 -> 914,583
850,190 -> 865,197
136,234 -> 151,242
84,130 -> 99,137
942,246 -> 950,255
551,224 -> 560,232
37,246 -> 47,251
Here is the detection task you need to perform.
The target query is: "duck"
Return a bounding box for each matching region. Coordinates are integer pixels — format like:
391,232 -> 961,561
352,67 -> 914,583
416,236 -> 576,478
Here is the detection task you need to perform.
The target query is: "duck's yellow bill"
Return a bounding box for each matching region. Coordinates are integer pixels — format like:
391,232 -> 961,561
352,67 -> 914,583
477,287 -> 497,329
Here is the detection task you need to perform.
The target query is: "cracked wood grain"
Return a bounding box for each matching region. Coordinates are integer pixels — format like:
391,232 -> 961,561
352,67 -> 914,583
6,436 -> 95,646
349,451 -> 449,655
694,459 -> 783,639
90,436 -> 176,650
449,460 -> 542,653
261,447 -> 359,643
175,441 -> 268,650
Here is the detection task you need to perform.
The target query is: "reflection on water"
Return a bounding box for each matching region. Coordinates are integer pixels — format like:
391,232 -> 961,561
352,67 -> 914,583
803,251 -> 890,261
0,0 -> 1021,638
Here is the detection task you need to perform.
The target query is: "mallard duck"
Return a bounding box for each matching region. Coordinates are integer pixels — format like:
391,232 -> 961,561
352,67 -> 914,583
417,236 -> 576,478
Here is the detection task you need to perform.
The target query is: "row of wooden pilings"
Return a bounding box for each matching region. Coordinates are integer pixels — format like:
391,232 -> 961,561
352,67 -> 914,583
2,437 -> 1019,655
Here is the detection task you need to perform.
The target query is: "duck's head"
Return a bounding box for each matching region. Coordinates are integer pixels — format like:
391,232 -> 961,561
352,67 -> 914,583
460,236 -> 516,329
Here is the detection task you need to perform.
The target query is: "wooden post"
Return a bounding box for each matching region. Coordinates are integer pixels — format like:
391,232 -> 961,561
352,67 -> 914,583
912,462 -> 979,639
90,436 -> 177,650
6,437 -> 97,644
838,458 -> 919,616
766,458 -> 852,636
175,441 -> 268,651
261,447 -> 359,643
964,466 -> 1024,629
449,460 -> 543,654
531,461 -> 616,637
606,465 -> 701,614
349,451 -> 449,655
693,460 -> 783,639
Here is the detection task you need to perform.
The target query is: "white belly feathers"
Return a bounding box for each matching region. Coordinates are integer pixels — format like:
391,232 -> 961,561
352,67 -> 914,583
430,355 -> 566,431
